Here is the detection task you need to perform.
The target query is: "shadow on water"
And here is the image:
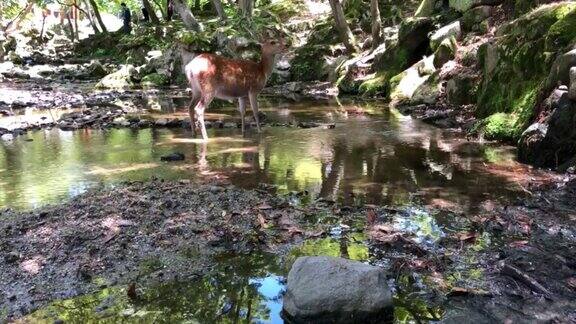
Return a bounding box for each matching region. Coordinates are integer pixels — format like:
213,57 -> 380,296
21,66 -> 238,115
0,99 -> 549,211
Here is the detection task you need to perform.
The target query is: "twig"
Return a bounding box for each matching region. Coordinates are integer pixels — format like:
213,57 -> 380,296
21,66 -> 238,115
501,263 -> 553,298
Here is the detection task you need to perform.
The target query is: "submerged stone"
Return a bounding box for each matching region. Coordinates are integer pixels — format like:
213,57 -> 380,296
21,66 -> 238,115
160,152 -> 185,162
283,256 -> 393,324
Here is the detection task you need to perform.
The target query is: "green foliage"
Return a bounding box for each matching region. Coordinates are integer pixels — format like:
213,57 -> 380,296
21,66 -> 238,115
264,0 -> 305,21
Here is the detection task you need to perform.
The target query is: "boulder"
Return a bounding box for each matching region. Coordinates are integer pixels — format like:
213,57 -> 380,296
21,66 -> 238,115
433,37 -> 457,68
449,0 -> 501,12
546,48 -> 576,91
96,65 -> 139,89
390,55 -> 436,104
430,21 -> 462,51
446,74 -> 477,105
86,60 -> 108,78
568,66 -> 576,101
462,6 -> 493,31
518,89 -> 576,168
283,256 -> 393,324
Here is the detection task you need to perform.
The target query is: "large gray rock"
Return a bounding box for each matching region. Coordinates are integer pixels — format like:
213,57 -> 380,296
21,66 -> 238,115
569,67 -> 576,101
95,65 -> 139,89
283,256 -> 393,324
462,6 -> 493,31
430,21 -> 462,51
518,89 -> 576,168
545,49 -> 576,91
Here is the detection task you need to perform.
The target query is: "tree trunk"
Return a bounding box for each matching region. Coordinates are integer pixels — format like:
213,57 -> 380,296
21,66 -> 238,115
211,0 -> 227,21
173,0 -> 202,31
3,2 -> 34,33
415,0 -> 435,17
239,0 -> 253,18
328,0 -> 358,53
143,0 -> 161,24
88,0 -> 107,32
151,0 -> 167,20
82,0 -> 101,34
370,0 -> 382,50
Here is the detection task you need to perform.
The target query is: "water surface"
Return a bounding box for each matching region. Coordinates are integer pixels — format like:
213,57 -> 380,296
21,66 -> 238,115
0,99 -> 544,211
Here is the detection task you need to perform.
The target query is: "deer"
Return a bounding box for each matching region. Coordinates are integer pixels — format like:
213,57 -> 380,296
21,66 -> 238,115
184,38 -> 285,140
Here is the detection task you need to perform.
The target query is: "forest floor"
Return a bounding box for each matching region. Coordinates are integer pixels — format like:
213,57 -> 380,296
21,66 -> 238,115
1,176 -> 575,322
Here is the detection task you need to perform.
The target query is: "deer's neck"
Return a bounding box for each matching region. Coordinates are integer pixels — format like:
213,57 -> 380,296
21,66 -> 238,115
259,51 -> 276,83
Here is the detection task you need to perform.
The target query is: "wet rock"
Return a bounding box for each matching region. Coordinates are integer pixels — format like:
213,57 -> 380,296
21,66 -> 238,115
518,89 -> 576,168
1,70 -> 31,79
462,6 -> 493,31
4,252 -> 20,263
446,74 -> 477,105
283,256 -> 393,324
569,67 -> 576,101
433,37 -> 457,68
95,65 -> 139,89
430,21 -> 461,51
160,153 -> 185,162
546,49 -> 576,92
297,122 -> 320,128
86,60 -> 108,79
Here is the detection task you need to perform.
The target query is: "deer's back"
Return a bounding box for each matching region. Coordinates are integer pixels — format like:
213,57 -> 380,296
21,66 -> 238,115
187,53 -> 266,98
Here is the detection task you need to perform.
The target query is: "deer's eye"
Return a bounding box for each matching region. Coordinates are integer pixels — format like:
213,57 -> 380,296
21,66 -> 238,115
270,41 -> 277,45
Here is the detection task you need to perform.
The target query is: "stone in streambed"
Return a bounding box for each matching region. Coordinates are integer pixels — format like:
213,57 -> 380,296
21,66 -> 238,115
282,256 -> 393,324
160,153 -> 185,162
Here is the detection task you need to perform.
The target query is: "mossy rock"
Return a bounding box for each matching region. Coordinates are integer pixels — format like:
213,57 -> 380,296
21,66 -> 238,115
476,2 -> 576,141
290,44 -> 331,82
433,36 -> 457,68
141,73 -> 170,87
481,113 -> 518,141
96,65 -> 139,89
358,72 -> 391,97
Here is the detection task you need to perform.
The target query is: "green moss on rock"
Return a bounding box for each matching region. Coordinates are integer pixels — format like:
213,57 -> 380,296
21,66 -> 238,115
141,73 -> 170,87
290,45 -> 331,82
482,113 -> 517,140
476,2 -> 576,141
358,72 -> 391,97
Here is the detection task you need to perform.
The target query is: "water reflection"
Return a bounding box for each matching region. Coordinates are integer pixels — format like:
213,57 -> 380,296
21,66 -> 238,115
0,100 -> 546,211
24,252 -> 286,323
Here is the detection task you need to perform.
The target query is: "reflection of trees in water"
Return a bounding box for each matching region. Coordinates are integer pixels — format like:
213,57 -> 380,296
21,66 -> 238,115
26,253 -> 284,323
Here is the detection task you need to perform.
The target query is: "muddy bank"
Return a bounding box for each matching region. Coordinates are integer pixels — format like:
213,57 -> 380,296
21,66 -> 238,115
0,179 -> 362,320
1,175 -> 575,322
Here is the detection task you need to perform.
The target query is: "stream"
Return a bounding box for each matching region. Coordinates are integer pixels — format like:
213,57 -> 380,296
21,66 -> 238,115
1,98 -> 554,323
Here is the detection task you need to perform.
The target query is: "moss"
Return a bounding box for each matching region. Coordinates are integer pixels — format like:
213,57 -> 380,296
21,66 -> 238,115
290,44 -> 331,82
141,73 -> 170,87
483,113 -> 517,140
358,72 -> 391,97
545,5 -> 576,50
476,2 -> 576,141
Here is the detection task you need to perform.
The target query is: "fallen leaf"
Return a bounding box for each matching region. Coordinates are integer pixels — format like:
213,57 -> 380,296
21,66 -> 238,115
509,240 -> 529,248
257,204 -> 273,210
567,277 -> 576,290
373,224 -> 395,233
455,231 -> 478,243
366,209 -> 377,225
257,214 -> 269,229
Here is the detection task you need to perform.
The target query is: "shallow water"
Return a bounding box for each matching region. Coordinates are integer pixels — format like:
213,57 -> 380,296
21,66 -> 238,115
2,98 -> 551,323
0,99 -> 538,211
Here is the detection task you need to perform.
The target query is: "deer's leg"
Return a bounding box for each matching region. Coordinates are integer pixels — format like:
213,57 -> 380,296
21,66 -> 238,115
248,92 -> 261,133
188,94 -> 200,137
195,96 -> 213,141
238,97 -> 248,136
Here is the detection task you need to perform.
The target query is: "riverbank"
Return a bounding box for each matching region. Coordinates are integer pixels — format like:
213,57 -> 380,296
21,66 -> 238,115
1,175 -> 575,322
